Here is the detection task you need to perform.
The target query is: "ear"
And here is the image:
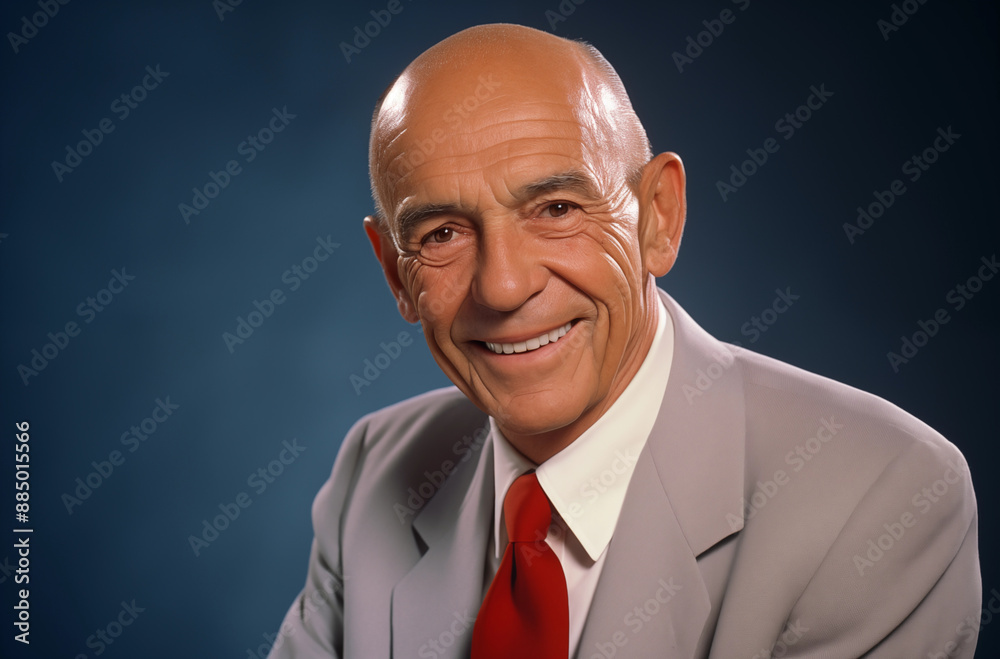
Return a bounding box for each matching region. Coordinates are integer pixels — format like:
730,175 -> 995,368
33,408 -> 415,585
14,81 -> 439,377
637,152 -> 686,277
363,215 -> 419,323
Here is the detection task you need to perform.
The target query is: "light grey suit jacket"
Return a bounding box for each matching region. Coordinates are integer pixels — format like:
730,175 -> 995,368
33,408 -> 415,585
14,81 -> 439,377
269,291 -> 981,658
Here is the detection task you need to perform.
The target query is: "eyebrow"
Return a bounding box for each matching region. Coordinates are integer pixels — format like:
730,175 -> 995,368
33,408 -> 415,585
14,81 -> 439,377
393,169 -> 600,241
396,203 -> 461,242
511,170 -> 600,205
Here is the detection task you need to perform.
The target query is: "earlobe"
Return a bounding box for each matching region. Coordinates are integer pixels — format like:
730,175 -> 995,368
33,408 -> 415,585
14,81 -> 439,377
395,292 -> 419,324
363,215 -> 419,323
639,152 -> 687,277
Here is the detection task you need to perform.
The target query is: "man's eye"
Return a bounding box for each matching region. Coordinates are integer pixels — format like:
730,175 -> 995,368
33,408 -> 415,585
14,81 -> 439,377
542,203 -> 573,218
426,227 -> 454,244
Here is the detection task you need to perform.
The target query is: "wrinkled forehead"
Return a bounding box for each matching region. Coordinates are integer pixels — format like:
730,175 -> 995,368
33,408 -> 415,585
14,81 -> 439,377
373,61 -> 625,216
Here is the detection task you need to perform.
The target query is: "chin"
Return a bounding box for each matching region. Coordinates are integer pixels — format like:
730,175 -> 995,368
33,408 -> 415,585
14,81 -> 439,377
488,388 -> 588,439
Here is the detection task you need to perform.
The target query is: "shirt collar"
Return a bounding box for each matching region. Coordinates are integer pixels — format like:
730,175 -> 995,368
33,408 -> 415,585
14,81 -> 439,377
491,296 -> 674,561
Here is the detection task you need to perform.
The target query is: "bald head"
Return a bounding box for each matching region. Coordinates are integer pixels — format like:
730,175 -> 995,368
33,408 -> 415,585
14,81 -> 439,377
368,24 -> 651,229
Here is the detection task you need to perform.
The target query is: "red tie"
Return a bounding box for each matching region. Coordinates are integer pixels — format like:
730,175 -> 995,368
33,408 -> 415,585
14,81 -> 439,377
472,472 -> 569,658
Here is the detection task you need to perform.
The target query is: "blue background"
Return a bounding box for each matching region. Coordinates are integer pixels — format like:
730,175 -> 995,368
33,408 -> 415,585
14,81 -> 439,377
1,0 -> 997,656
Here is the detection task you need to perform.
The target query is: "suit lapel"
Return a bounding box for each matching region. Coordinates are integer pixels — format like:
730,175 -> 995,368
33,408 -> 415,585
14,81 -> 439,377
577,291 -> 746,658
576,443 -> 713,658
391,434 -> 494,659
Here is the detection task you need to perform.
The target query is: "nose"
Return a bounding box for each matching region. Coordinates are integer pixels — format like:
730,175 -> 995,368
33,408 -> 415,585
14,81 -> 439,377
470,223 -> 546,312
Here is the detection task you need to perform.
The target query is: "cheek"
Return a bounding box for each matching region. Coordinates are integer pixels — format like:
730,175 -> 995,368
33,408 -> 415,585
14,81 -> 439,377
397,258 -> 439,322
409,266 -> 468,331
566,223 -> 640,298
563,227 -> 645,359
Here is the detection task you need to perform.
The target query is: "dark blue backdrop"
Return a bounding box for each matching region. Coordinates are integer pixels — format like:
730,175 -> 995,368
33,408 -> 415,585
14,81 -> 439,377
2,0 -> 997,657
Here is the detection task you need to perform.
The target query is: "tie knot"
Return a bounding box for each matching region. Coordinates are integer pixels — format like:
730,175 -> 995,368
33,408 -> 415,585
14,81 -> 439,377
503,472 -> 551,543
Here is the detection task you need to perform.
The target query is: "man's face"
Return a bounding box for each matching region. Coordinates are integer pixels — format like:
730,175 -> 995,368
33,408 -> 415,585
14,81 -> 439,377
371,64 -> 671,448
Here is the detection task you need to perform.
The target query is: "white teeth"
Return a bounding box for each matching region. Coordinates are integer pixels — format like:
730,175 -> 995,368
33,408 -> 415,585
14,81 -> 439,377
485,322 -> 572,355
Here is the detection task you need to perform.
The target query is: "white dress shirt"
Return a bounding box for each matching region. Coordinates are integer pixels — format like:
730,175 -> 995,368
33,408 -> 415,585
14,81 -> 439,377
487,296 -> 674,657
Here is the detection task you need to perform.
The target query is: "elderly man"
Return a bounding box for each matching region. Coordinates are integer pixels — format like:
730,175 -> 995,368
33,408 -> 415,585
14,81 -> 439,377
270,24 -> 980,659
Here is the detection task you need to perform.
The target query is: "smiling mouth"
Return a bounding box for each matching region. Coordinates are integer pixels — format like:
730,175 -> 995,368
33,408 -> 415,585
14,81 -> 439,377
484,322 -> 573,355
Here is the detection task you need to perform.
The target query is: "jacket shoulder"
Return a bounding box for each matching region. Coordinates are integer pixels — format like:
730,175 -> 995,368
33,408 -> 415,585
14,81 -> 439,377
311,386 -> 488,541
722,346 -> 979,655
732,344 -> 966,472
355,386 -> 481,446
